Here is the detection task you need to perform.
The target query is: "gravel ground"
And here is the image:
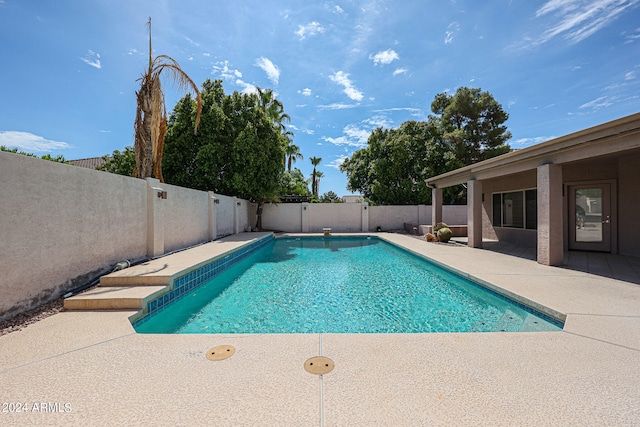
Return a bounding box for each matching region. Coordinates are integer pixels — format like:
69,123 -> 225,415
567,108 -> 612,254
0,297 -> 65,337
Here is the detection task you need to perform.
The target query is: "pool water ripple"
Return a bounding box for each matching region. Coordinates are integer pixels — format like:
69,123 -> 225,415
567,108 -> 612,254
135,237 -> 562,334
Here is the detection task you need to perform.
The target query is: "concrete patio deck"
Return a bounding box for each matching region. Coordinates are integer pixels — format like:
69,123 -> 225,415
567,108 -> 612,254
1,232 -> 639,426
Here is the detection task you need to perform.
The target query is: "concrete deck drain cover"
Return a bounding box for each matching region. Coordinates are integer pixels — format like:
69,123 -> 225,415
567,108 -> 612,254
304,356 -> 334,375
206,345 -> 236,361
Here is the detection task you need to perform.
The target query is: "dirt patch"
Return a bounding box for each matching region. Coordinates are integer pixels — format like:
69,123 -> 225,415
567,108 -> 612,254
0,297 -> 65,336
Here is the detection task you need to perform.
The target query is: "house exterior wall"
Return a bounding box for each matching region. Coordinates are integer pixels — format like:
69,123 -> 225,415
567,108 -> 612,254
0,152 -> 250,321
618,153 -> 640,257
481,171 -> 537,246
474,154 -> 640,257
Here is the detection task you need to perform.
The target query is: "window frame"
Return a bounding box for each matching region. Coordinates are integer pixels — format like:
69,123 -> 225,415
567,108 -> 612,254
491,188 -> 537,230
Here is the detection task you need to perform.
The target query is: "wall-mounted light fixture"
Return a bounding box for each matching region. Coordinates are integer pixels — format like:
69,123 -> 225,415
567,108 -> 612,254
213,198 -> 220,204
363,206 -> 367,210
157,190 -> 167,199
237,202 -> 241,206
303,206 -> 307,210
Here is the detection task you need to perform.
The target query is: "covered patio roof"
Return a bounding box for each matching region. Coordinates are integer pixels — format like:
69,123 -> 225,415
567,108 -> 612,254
426,112 -> 640,188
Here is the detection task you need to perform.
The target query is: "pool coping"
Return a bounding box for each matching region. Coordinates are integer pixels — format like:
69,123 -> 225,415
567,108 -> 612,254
2,232 -> 639,425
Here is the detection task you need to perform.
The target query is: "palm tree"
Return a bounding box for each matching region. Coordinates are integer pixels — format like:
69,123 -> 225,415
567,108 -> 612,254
256,87 -> 290,131
313,171 -> 324,197
134,17 -> 202,182
309,156 -> 322,198
285,143 -> 303,171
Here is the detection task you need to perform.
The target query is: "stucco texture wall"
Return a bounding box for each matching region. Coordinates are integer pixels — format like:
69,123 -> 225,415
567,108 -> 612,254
0,152 -> 147,321
162,183 -> 210,253
0,153 -> 251,321
618,153 -> 640,257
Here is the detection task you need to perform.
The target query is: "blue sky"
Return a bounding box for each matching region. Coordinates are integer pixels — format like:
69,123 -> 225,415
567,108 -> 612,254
1,1 -> 639,196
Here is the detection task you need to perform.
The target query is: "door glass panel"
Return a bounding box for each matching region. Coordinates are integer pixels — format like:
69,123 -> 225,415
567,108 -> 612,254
575,188 -> 602,242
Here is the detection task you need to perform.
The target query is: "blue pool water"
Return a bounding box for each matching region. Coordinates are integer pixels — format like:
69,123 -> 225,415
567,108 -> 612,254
134,237 -> 563,334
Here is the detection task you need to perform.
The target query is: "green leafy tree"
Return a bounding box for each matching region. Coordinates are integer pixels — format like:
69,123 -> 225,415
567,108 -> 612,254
320,191 -> 342,203
97,146 -> 136,176
340,88 -> 511,205
1,146 -> 69,163
278,168 -> 311,196
163,79 -> 285,230
430,86 -> 511,168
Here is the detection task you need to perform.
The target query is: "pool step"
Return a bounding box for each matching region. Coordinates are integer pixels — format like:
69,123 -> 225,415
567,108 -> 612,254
64,286 -> 166,311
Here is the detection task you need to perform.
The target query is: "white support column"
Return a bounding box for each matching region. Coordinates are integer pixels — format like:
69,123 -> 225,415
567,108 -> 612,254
431,187 -> 443,226
467,179 -> 483,248
537,164 -> 564,266
208,192 -> 217,241
301,202 -> 309,232
361,202 -> 369,231
146,178 -> 166,258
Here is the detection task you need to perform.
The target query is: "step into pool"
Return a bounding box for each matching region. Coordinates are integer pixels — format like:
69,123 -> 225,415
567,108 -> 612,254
133,236 -> 563,334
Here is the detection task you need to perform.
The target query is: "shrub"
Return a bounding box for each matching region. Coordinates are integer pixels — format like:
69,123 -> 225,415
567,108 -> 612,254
437,227 -> 453,243
425,233 -> 436,242
433,222 -> 448,233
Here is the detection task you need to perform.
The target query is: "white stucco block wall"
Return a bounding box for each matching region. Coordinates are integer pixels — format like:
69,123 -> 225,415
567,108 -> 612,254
308,203 -> 363,232
161,183 -> 210,253
0,152 -> 148,321
257,203 -> 302,232
214,194 -> 236,237
369,205 -> 422,231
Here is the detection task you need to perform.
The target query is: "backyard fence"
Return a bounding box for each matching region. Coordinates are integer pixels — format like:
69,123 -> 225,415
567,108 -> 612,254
0,152 -> 250,321
0,151 -> 467,321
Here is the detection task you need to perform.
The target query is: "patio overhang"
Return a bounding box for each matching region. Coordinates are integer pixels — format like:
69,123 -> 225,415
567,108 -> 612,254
426,112 -> 640,189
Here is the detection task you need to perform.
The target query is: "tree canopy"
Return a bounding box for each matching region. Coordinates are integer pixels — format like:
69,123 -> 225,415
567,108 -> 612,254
340,87 -> 511,205
162,79 -> 286,202
97,146 -> 135,176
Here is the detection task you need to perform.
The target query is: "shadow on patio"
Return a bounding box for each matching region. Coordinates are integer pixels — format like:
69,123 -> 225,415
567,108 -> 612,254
453,237 -> 640,286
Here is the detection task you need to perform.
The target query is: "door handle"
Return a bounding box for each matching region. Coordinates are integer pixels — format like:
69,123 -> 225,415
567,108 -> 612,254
602,215 -> 610,224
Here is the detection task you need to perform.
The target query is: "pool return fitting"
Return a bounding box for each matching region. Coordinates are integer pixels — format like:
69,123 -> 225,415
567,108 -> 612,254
304,356 -> 334,375
206,345 -> 236,361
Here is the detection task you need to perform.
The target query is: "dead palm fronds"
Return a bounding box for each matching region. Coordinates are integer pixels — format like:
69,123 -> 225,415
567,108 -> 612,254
133,17 -> 202,182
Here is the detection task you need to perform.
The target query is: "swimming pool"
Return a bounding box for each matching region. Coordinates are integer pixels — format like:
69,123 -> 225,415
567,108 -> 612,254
134,236 -> 563,334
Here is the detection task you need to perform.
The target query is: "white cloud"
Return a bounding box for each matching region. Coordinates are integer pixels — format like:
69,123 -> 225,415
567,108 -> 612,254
296,21 -> 325,39
80,50 -> 101,69
334,5 -> 344,13
212,60 -> 243,80
322,123 -> 372,148
213,60 -> 257,93
0,131 -> 70,152
344,124 -> 371,143
329,71 -> 363,102
513,136 -> 555,147
533,0 -> 640,45
625,71 -> 636,80
127,48 -> 140,55
624,27 -> 640,43
579,95 -> 613,109
393,68 -> 408,76
445,22 -> 460,45
299,88 -> 312,96
236,80 -> 257,95
254,57 -> 280,85
326,155 -> 349,170
369,49 -> 399,65
318,102 -> 360,110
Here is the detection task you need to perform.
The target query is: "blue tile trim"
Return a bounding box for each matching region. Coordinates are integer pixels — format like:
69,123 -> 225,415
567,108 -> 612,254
133,234 -> 274,327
